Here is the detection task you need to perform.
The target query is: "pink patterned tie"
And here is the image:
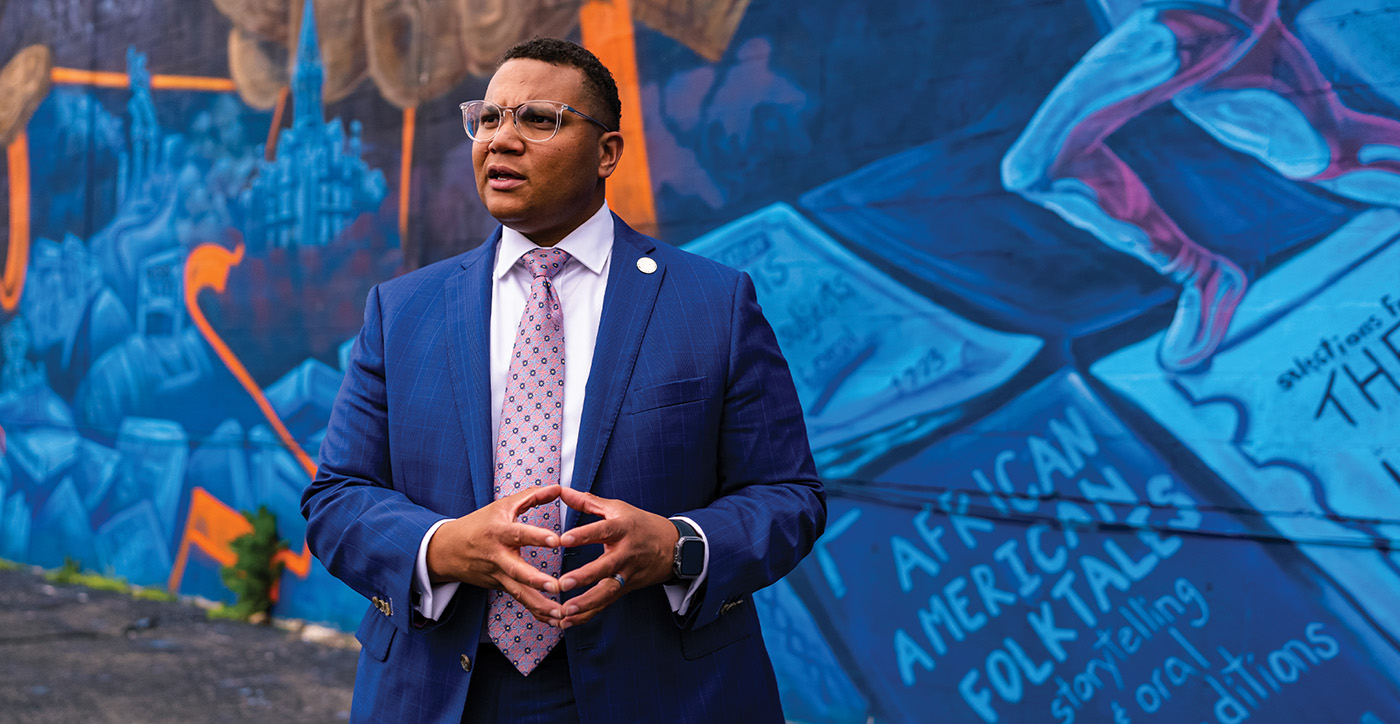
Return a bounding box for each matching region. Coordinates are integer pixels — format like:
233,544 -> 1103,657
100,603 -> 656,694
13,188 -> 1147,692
487,247 -> 570,676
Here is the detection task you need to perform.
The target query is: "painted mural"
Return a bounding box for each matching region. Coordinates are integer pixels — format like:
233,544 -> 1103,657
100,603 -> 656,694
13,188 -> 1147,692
1,0 -> 1398,721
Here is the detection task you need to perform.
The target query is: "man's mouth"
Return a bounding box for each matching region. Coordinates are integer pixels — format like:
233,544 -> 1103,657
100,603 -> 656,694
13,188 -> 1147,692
487,167 -> 526,190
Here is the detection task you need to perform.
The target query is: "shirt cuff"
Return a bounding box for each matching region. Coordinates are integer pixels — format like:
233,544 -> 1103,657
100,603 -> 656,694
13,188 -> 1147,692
414,519 -> 460,621
661,515 -> 709,616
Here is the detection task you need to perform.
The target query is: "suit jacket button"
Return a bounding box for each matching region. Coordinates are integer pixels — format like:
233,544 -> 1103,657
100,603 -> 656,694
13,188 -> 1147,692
460,654 -> 472,672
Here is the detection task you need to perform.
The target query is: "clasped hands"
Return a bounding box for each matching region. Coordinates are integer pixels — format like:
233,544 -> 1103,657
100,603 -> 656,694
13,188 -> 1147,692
425,485 -> 679,629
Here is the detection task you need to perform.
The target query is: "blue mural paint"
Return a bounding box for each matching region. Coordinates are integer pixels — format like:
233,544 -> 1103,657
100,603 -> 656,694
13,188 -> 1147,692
754,577 -> 872,722
31,477 -> 95,570
1092,206 -> 1400,647
95,500 -> 173,587
799,125 -> 1184,336
238,8 -> 385,251
184,419 -> 255,515
686,203 -> 1043,477
0,37 -> 375,613
789,371 -> 1400,722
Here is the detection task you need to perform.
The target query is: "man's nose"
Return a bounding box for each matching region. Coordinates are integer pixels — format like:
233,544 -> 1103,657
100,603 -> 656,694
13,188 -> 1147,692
489,112 -> 526,151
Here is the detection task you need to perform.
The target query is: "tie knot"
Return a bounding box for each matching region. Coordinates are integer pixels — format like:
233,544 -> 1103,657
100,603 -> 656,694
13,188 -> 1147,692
523,248 -> 571,280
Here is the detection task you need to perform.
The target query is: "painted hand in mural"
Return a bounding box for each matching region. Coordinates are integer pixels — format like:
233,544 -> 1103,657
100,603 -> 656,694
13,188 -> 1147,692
425,483 -> 566,624
1002,0 -> 1400,371
215,0 -> 584,109
0,45 -> 52,147
552,486 -> 679,628
215,0 -> 754,109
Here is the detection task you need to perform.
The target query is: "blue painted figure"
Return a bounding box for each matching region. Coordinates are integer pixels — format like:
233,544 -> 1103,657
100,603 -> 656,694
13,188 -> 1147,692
1003,0 -> 1400,370
1,318 -> 46,396
125,47 -> 159,202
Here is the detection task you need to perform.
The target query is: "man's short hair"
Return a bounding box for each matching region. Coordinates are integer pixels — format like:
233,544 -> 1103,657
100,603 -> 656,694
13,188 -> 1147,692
500,37 -> 621,132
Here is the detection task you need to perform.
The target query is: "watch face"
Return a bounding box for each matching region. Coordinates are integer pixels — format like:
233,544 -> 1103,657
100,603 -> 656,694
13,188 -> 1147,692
677,538 -> 705,578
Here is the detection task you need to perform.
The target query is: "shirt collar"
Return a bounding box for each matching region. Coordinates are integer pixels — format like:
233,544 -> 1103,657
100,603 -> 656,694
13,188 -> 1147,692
494,202 -> 614,280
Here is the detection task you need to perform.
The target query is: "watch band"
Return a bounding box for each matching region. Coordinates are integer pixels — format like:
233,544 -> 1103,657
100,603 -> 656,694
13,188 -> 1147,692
671,517 -> 698,540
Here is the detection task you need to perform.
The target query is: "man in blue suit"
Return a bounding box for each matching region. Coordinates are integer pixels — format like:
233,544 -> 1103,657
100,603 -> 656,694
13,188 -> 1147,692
302,38 -> 826,723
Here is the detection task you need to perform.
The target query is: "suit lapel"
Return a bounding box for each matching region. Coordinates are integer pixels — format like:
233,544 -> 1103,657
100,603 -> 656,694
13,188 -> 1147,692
445,230 -> 501,513
568,216 -> 663,528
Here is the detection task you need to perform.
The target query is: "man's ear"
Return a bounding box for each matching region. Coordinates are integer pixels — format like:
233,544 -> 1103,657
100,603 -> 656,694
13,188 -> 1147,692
597,131 -> 624,179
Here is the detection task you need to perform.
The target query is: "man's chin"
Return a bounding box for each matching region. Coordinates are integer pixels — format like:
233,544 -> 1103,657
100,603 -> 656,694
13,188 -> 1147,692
482,198 -> 532,225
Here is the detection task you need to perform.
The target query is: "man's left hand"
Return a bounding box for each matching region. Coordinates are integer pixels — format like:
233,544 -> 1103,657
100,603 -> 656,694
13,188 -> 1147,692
554,486 -> 678,628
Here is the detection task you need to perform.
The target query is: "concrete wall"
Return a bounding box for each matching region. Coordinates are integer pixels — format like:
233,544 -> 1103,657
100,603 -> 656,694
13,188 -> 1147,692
2,0 -> 1399,721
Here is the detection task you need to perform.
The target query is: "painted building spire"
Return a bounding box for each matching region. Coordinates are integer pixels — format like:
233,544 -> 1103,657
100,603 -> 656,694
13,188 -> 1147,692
291,0 -> 323,130
238,0 -> 386,250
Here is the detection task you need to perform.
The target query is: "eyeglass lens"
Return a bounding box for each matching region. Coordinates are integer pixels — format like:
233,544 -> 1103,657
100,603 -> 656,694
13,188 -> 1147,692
464,102 -> 562,142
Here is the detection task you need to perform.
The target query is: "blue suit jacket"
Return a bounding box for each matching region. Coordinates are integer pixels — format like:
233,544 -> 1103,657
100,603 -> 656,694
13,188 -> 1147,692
303,216 -> 826,723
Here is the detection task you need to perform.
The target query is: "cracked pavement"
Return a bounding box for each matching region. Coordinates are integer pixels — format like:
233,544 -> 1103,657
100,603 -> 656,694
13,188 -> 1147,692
0,567 -> 358,723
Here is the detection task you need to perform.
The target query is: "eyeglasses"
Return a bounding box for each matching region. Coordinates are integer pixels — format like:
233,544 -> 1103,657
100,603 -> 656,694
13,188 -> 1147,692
460,100 -> 613,143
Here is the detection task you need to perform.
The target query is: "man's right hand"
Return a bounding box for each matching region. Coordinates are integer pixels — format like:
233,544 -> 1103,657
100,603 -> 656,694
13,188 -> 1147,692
425,484 -> 565,625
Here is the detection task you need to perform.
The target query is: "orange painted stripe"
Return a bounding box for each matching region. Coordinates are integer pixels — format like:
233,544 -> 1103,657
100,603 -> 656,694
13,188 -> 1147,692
51,67 -> 235,92
167,487 -> 314,598
181,243 -> 317,594
151,74 -> 236,92
266,87 -> 289,161
184,242 -> 318,479
167,487 -> 254,592
274,546 -> 313,578
3,132 -> 31,312
400,106 -> 415,244
51,67 -> 129,87
580,0 -> 657,235
268,544 -> 315,603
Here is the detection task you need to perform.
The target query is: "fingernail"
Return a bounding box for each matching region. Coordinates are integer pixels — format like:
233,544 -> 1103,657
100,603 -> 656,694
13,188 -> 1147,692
560,578 -> 575,591
561,535 -> 574,545
551,609 -> 561,619
565,605 -> 578,616
545,581 -> 558,594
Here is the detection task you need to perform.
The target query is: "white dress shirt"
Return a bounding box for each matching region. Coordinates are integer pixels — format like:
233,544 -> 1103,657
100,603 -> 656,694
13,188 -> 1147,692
413,202 -> 708,620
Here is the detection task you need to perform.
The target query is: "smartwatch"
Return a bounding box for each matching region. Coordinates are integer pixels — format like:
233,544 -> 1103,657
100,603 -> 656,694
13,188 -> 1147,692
670,518 -> 705,582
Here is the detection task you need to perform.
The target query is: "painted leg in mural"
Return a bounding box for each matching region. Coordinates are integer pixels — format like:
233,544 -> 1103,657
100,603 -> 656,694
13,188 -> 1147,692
1002,5 -> 1260,371
1173,13 -> 1400,569
1174,17 -> 1400,208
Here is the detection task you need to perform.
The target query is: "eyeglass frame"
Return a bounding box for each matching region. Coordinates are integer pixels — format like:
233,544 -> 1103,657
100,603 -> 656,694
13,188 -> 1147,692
459,99 -> 615,143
